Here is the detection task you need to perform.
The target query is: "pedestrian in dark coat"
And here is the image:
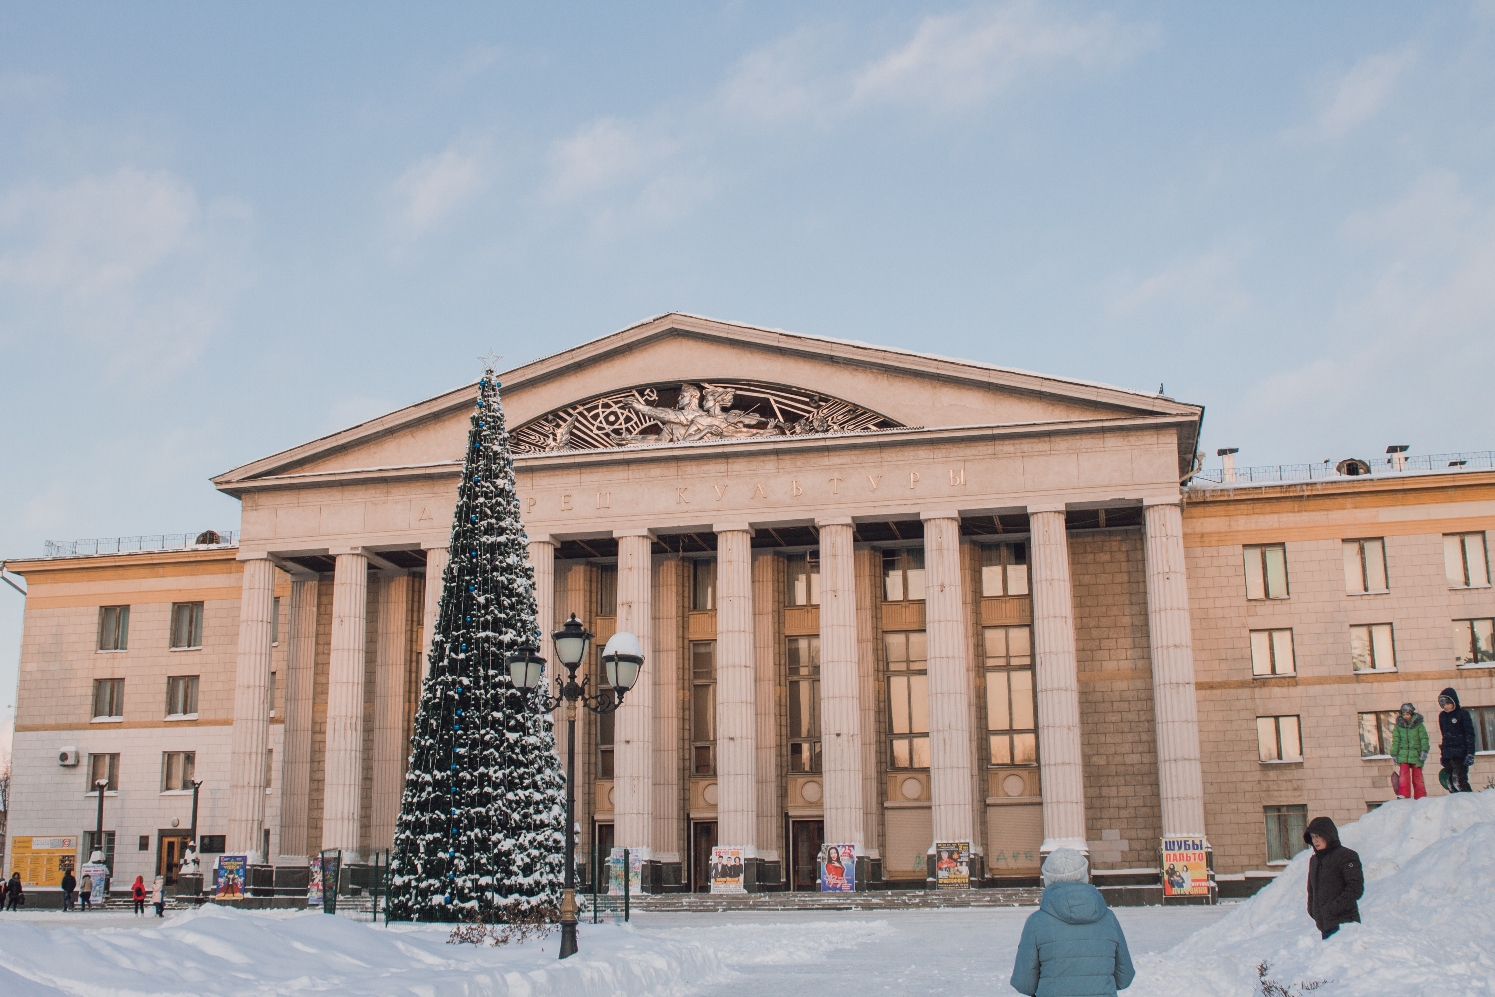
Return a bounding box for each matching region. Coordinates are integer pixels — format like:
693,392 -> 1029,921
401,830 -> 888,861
4,873 -> 22,910
1305,816 -> 1363,939
60,870 -> 77,912
1438,688 -> 1476,793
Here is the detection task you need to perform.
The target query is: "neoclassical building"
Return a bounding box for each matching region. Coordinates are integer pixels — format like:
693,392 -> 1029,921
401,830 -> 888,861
6,314 -> 1493,897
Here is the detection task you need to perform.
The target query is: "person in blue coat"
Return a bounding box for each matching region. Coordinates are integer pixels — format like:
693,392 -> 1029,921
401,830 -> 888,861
1011,849 -> 1135,997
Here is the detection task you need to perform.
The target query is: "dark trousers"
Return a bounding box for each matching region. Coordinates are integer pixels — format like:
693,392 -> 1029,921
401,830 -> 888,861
133,899 -> 145,914
1445,762 -> 1473,793
154,901 -> 165,917
80,891 -> 91,910
62,890 -> 75,911
1321,925 -> 1339,940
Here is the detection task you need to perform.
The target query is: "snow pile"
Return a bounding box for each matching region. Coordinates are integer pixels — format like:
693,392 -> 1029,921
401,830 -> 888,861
1132,791 -> 1495,997
0,904 -> 893,997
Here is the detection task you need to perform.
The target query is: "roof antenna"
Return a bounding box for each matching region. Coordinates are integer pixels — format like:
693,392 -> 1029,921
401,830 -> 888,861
1157,383 -> 1164,395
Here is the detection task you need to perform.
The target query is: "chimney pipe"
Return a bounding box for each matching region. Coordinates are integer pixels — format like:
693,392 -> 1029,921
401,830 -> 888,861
1217,448 -> 1239,483
1386,445 -> 1409,472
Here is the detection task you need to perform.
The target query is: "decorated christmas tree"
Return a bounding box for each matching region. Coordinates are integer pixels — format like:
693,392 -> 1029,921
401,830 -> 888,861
387,363 -> 566,922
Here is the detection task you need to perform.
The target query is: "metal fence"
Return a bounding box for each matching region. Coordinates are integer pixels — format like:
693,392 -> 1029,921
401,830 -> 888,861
43,531 -> 240,558
1191,451 -> 1495,487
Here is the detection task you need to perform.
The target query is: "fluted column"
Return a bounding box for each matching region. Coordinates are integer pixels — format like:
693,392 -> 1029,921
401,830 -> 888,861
322,550 -> 369,860
277,577 -> 318,863
853,547 -> 882,859
752,551 -> 781,863
1144,500 -> 1208,839
419,544 -> 449,687
652,556 -> 684,867
922,512 -> 976,851
715,526 -> 757,856
227,554 -> 276,862
817,519 -> 864,850
1029,507 -> 1087,853
528,538 -> 560,760
370,572 -> 412,854
613,531 -> 654,860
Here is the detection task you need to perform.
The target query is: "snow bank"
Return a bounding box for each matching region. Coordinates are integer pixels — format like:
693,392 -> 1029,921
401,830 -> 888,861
1132,791 -> 1495,996
0,905 -> 893,996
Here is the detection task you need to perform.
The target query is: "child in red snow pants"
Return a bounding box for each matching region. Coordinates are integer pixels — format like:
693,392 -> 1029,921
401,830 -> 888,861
1398,763 -> 1426,800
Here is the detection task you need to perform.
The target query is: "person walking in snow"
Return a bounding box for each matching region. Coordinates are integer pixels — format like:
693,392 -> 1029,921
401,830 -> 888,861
151,877 -> 165,917
1390,702 -> 1429,800
1011,848 -> 1135,996
131,875 -> 146,915
79,872 -> 93,911
4,873 -> 22,910
1305,816 -> 1362,939
60,869 -> 77,912
1437,688 -> 1476,793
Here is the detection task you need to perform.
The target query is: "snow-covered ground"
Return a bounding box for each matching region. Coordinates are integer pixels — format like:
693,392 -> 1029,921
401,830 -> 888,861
0,791 -> 1487,996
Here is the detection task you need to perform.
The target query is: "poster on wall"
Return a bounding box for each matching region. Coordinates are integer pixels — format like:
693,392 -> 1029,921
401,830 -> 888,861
709,846 -> 746,894
818,844 -> 856,892
307,855 -> 323,905
215,855 -> 247,898
935,842 -> 971,889
8,836 -> 77,888
607,848 -> 641,896
1161,837 -> 1210,897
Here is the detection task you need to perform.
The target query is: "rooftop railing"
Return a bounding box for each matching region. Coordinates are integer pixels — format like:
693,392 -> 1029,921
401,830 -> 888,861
42,531 -> 240,558
1191,451 -> 1495,486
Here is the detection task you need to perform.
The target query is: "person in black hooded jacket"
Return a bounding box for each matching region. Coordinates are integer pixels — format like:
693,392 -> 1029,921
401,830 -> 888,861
1305,815 -> 1362,939
1438,687 -> 1476,793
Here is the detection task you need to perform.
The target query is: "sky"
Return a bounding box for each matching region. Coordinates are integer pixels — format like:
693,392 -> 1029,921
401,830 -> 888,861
3,1 -> 1495,757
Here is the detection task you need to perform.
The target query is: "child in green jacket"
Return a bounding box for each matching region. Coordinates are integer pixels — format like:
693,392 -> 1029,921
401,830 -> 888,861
1391,702 -> 1429,800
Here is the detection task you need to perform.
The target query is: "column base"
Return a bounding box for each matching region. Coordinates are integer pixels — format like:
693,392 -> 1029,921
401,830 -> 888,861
640,859 -> 683,894
273,865 -> 311,893
174,873 -> 204,897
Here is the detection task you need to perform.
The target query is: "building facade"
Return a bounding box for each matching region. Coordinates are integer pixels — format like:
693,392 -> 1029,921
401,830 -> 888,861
4,314 -> 1493,897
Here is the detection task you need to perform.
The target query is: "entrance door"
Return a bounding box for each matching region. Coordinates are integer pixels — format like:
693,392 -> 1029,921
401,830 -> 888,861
690,820 -> 717,892
592,822 -> 614,891
158,833 -> 192,886
790,819 -> 824,891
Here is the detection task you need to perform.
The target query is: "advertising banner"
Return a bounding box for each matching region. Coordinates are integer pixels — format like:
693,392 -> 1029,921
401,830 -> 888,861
818,843 -> 855,892
8,836 -> 78,888
215,855 -> 247,898
935,841 -> 971,889
307,855 -> 323,905
709,846 -> 746,894
607,848 -> 641,896
1161,837 -> 1210,897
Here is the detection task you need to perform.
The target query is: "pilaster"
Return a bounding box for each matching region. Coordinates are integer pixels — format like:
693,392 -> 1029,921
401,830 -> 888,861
370,572 -> 412,854
277,577 -> 318,864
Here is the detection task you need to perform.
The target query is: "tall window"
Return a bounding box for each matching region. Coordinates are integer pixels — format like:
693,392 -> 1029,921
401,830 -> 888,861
162,751 -> 196,791
268,671 -> 277,717
92,678 -> 124,719
980,543 -> 1029,598
1454,619 -> 1495,668
1250,629 -> 1296,677
785,552 -> 820,607
1343,538 -> 1388,594
882,549 -> 925,602
170,602 -> 205,649
692,560 -> 717,612
596,651 -> 615,778
1257,715 -> 1302,762
984,626 -> 1035,765
886,631 -> 929,768
786,636 -> 821,772
1445,533 -> 1491,588
1471,706 -> 1495,753
1244,544 -> 1289,600
98,606 -> 130,651
270,596 -> 281,645
597,564 -> 618,616
1358,711 -> 1397,757
82,831 -> 116,871
264,748 -> 274,791
87,752 -> 120,792
690,641 -> 716,775
166,676 -> 199,717
1264,805 -> 1309,863
1350,624 -> 1396,672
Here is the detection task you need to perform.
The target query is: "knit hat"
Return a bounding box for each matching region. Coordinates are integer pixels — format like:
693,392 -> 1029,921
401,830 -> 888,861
1400,702 -> 1416,713
1041,848 -> 1089,884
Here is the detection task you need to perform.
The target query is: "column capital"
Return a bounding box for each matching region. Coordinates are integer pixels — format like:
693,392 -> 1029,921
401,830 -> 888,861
420,540 -> 449,551
525,534 -> 559,547
236,550 -> 273,562
328,546 -> 369,558
919,509 -> 961,522
814,517 -> 854,528
1143,496 -> 1183,508
1026,503 -> 1067,515
713,523 -> 755,536
613,528 -> 655,539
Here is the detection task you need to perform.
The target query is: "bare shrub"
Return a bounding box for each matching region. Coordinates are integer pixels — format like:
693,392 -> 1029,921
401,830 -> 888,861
1257,960 -> 1328,996
446,904 -> 560,947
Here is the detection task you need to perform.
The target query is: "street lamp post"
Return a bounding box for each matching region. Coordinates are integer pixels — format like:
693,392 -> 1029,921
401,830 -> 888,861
507,614 -> 644,960
189,780 -> 203,851
93,779 -> 108,863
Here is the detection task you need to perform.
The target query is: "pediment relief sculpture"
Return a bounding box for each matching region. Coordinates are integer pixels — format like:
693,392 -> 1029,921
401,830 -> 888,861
510,381 -> 904,454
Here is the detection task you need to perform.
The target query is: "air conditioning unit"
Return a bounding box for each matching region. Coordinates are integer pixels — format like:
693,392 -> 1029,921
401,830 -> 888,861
58,747 -> 80,767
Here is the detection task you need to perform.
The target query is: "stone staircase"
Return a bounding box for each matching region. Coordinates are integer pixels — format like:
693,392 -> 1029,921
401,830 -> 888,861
625,887 -> 1042,913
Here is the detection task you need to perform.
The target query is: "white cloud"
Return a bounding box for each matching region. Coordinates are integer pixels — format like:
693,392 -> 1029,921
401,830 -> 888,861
1107,245 -> 1252,325
1300,47 -> 1418,141
718,28 -> 837,125
391,146 -> 487,233
546,118 -> 678,202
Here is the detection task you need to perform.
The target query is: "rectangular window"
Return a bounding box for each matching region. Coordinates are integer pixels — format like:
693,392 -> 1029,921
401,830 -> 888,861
270,596 -> 280,645
1445,533 -> 1491,588
786,636 -> 821,773
97,606 -> 130,651
1454,619 -> 1495,668
87,752 -> 120,792
596,649 -> 615,779
597,564 -> 617,616
1358,710 -> 1397,757
1249,629 -> 1296,677
1264,805 -> 1309,864
1343,538 -> 1388,594
1350,623 -> 1396,672
268,671 -> 276,717
785,552 -> 820,607
170,602 -> 205,649
1244,544 -> 1290,600
166,676 -> 199,717
1257,715 -> 1302,762
882,548 -> 926,603
691,560 -> 717,612
690,640 -> 716,775
265,748 -> 273,791
886,631 -> 929,768
198,835 -> 225,854
980,543 -> 1029,598
82,831 -> 116,871
984,626 -> 1036,765
1472,705 -> 1495,753
92,678 -> 124,719
162,751 -> 196,791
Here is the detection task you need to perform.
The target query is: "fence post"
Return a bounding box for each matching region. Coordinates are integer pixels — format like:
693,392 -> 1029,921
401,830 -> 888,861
622,848 -> 630,922
591,839 -> 599,925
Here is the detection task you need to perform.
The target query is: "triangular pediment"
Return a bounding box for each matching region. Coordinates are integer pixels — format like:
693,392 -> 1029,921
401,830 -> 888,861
214,313 -> 1202,493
